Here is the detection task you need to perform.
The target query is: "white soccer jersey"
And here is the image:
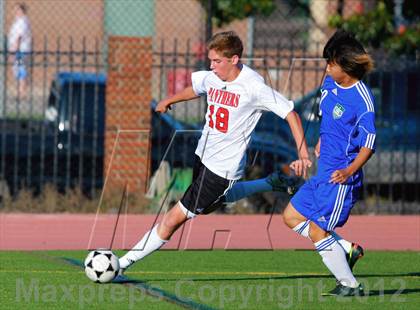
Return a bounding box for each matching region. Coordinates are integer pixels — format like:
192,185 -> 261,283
8,16 -> 32,53
191,64 -> 294,180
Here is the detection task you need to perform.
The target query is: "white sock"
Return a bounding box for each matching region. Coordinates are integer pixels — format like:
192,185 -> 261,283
292,220 -> 310,238
119,225 -> 168,269
315,235 -> 359,288
330,231 -> 352,253
224,178 -> 271,203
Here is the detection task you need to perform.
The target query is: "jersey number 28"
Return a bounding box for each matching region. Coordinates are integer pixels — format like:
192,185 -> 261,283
208,105 -> 229,133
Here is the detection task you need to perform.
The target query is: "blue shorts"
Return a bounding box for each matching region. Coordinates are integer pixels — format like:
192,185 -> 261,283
290,177 -> 360,231
13,52 -> 28,80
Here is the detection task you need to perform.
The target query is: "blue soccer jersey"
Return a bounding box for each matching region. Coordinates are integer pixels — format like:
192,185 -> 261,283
317,75 -> 376,186
290,76 -> 376,231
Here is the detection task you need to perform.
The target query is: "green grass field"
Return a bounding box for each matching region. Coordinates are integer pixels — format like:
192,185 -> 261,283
1,250 -> 419,309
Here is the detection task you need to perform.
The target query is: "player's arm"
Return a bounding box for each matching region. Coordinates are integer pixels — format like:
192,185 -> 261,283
314,138 -> 321,158
256,83 -> 312,177
331,107 -> 376,184
330,147 -> 373,184
155,86 -> 198,113
10,38 -> 19,52
9,34 -> 22,53
286,111 -> 312,178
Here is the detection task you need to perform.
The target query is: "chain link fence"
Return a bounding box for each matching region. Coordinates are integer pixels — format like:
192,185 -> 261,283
0,0 -> 380,107
0,0 -> 419,213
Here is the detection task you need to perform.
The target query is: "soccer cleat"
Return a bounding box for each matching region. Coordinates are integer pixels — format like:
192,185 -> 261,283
113,267 -> 127,282
117,267 -> 126,277
113,268 -> 127,283
322,283 -> 365,297
347,243 -> 364,271
266,172 -> 301,195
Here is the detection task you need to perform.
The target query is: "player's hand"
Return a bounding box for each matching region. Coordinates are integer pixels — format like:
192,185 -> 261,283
314,146 -> 320,158
155,100 -> 171,113
289,158 -> 312,179
314,139 -> 321,158
329,168 -> 351,184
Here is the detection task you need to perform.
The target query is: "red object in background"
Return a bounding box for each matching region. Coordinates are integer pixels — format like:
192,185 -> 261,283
166,41 -> 205,97
192,41 -> 206,62
398,24 -> 407,35
354,1 -> 364,14
167,68 -> 192,97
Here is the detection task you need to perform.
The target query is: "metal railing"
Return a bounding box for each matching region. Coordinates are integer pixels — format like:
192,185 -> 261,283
0,37 -> 419,213
0,37 -> 106,198
150,41 -> 420,214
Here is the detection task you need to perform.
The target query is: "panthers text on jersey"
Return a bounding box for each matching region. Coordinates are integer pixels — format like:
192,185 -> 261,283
192,64 -> 294,180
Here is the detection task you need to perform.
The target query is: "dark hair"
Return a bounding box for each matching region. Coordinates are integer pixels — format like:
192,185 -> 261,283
207,31 -> 243,58
323,29 -> 374,80
17,3 -> 27,14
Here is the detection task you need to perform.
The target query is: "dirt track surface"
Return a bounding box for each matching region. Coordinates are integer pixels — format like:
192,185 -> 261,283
0,214 -> 419,251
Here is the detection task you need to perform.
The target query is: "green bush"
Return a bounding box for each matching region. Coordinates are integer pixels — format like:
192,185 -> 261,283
198,0 -> 275,27
329,1 -> 420,57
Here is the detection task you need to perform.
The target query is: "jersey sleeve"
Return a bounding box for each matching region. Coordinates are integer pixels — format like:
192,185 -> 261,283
191,71 -> 211,96
357,111 -> 376,151
254,82 -> 294,119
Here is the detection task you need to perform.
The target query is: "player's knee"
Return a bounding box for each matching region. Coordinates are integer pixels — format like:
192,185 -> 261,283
282,212 -> 292,227
161,215 -> 181,232
308,223 -> 328,242
161,207 -> 188,231
282,204 -> 295,228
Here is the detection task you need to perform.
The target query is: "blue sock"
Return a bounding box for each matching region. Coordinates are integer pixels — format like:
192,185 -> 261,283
225,178 -> 271,203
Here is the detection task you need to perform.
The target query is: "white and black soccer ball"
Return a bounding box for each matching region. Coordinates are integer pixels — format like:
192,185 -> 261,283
84,249 -> 120,283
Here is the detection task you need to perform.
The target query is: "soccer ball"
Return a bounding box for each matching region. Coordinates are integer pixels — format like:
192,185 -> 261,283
84,249 -> 120,283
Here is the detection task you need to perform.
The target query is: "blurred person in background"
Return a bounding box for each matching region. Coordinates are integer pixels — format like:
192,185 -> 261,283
8,2 -> 32,99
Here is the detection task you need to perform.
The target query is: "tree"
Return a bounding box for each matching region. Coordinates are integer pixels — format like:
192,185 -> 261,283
198,0 -> 276,27
328,1 -> 420,56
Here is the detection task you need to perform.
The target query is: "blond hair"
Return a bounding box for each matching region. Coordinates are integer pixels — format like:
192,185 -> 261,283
207,31 -> 243,58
